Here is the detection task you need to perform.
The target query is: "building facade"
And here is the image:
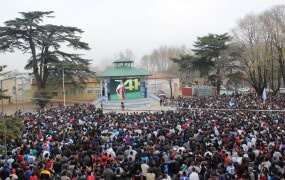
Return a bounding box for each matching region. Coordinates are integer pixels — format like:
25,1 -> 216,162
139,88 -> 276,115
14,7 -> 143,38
147,72 -> 181,97
30,79 -> 101,103
1,77 -> 31,105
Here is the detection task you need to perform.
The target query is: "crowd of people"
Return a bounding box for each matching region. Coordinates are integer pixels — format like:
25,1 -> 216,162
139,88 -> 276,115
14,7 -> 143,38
0,95 -> 285,180
176,95 -> 285,110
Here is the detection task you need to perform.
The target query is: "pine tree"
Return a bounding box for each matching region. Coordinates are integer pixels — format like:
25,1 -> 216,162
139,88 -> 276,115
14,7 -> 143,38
0,11 -> 93,108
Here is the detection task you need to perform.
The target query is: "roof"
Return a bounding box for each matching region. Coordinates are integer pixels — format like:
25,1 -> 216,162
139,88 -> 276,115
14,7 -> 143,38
113,57 -> 134,64
96,66 -> 151,78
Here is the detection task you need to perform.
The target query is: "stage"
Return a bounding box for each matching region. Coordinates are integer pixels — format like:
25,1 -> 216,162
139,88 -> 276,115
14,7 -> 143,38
93,94 -> 161,110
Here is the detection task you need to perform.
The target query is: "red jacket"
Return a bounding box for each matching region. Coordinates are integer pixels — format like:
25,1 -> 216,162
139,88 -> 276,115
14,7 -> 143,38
87,175 -> 95,180
30,175 -> 39,180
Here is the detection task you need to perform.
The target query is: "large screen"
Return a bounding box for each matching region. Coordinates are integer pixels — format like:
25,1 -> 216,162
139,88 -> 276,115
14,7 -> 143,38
109,78 -> 141,100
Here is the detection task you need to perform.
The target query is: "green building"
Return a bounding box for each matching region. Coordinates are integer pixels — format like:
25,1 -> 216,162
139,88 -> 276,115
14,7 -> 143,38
96,58 -> 151,101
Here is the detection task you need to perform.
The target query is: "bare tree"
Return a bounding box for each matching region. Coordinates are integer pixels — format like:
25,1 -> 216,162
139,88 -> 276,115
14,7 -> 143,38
140,45 -> 190,97
264,6 -> 285,92
117,49 -> 135,61
258,9 -> 282,95
140,55 -> 151,72
233,13 -> 270,96
141,45 -> 189,73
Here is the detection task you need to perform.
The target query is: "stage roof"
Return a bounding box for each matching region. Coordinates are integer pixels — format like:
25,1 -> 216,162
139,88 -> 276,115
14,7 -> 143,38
97,58 -> 151,78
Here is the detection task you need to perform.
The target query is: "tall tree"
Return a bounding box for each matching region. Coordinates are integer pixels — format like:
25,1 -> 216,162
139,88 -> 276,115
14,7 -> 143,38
0,11 -> 92,108
259,8 -> 282,95
192,33 -> 232,95
263,5 -> 285,94
233,14 -> 270,96
171,54 -> 196,86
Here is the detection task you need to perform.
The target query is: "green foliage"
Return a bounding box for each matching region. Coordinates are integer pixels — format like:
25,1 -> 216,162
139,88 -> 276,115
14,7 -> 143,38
173,34 -> 232,79
33,89 -> 51,108
172,33 -> 238,93
0,11 -> 93,108
192,33 -> 232,94
172,53 -> 216,78
172,54 -> 194,72
193,33 -> 231,59
191,57 -> 215,77
0,116 -> 23,142
192,33 -> 232,76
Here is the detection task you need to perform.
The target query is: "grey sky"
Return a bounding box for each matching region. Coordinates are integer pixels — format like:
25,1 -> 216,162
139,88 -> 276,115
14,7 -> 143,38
0,0 -> 284,71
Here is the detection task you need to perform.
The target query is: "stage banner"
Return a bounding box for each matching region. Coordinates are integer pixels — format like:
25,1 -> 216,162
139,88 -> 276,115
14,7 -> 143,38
140,82 -> 146,98
109,78 -> 141,100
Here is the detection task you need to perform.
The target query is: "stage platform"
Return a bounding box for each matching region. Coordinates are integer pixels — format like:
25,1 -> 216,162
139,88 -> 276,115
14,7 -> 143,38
93,95 -> 160,110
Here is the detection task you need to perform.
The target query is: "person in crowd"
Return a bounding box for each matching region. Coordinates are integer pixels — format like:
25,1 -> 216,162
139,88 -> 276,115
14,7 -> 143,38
189,168 -> 199,180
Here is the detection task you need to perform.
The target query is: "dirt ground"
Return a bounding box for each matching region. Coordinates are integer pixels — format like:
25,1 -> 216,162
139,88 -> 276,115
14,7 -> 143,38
2,100 -> 175,115
2,101 -> 87,115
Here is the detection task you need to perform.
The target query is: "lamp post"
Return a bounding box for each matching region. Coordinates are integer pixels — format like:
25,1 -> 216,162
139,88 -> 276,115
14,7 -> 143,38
14,77 -> 18,113
62,68 -> 65,106
21,78 -> 24,112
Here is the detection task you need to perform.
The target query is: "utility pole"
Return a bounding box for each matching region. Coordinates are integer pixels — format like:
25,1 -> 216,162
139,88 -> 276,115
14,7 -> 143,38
62,69 -> 65,106
21,78 -> 24,112
14,77 -> 18,114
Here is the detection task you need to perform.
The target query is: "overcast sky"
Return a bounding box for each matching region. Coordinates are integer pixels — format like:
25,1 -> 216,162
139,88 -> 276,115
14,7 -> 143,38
0,0 -> 284,71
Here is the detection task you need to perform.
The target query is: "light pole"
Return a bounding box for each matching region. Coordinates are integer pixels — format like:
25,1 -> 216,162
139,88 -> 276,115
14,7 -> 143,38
14,77 -> 18,113
21,78 -> 24,112
62,69 -> 65,106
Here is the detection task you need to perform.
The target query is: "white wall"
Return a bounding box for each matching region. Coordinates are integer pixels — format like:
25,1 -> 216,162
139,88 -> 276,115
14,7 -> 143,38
147,78 -> 180,97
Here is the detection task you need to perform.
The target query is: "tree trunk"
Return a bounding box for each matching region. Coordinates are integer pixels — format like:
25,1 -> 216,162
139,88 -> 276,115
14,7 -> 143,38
274,69 -> 281,96
216,68 -> 221,96
254,86 -> 264,96
169,79 -> 173,98
276,47 -> 285,89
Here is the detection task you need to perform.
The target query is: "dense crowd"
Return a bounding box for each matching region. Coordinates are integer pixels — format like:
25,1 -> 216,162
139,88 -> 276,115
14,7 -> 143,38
0,95 -> 285,180
176,95 -> 285,110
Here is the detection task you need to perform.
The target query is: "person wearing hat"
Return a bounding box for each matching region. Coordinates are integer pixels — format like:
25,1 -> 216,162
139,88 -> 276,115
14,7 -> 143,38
39,166 -> 52,180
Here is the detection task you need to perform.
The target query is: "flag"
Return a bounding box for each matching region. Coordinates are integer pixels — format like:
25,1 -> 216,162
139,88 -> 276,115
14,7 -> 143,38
262,88 -> 267,103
